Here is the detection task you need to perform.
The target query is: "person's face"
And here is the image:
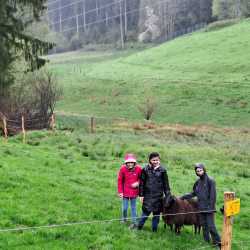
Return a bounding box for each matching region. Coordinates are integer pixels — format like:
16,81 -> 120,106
195,167 -> 204,177
126,162 -> 135,169
150,157 -> 160,168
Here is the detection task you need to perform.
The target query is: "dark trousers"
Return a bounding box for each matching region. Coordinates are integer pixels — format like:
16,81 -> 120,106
138,209 -> 160,231
200,213 -> 221,244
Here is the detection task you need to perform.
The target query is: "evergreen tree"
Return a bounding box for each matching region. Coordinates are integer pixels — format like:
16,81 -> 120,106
0,0 -> 53,90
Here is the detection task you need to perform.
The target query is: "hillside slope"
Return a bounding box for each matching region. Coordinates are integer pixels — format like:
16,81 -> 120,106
0,129 -> 250,249
50,19 -> 250,127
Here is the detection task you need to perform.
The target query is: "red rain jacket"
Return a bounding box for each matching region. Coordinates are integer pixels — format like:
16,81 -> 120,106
117,165 -> 142,198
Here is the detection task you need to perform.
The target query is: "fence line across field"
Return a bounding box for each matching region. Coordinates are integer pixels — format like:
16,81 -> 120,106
0,209 -> 217,233
58,65 -> 250,86
0,114 -> 55,140
3,111 -> 250,139
0,212 -> 248,249
56,111 -> 127,121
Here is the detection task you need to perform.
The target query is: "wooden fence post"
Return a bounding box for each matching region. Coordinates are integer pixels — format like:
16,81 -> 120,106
50,113 -> 56,131
3,117 -> 8,140
22,116 -> 26,143
221,192 -> 235,250
90,117 -> 95,133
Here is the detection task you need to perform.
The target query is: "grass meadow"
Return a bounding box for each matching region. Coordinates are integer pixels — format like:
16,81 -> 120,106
0,126 -> 250,249
1,19 -> 250,249
48,19 -> 250,127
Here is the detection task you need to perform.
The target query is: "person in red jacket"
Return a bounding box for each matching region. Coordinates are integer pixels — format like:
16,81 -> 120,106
117,153 -> 142,228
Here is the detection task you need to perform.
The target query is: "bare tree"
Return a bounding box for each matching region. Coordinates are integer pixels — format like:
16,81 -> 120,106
138,96 -> 157,120
1,70 -> 61,119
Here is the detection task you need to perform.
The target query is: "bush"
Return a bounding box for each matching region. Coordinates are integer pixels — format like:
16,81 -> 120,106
138,96 -> 157,120
0,69 -> 62,128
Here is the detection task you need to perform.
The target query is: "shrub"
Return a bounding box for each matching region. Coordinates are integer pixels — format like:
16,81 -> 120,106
0,69 -> 62,133
1,70 -> 61,116
138,97 -> 157,120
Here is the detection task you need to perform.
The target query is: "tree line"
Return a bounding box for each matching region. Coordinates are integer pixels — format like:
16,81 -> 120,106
46,0 -> 250,52
47,0 -> 213,50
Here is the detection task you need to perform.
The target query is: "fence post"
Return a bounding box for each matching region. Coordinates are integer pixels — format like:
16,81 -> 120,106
50,113 -> 56,131
221,192 -> 235,250
3,117 -> 8,140
90,117 -> 95,133
22,116 -> 26,143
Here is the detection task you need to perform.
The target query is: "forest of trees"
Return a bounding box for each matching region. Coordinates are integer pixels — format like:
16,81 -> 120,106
46,0 -> 250,52
46,0 -> 214,51
213,0 -> 250,20
47,0 -> 140,51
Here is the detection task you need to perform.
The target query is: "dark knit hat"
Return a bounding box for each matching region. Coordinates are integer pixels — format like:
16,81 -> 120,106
194,163 -> 206,172
149,152 -> 160,161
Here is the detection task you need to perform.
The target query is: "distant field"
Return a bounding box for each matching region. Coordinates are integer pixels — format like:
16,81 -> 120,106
0,127 -> 250,249
49,19 -> 250,127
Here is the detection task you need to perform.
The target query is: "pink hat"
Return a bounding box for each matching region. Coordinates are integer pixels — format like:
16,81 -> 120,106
124,153 -> 136,163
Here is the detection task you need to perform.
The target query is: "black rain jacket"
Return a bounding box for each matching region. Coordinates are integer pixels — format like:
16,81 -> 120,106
139,164 -> 170,212
181,173 -> 216,212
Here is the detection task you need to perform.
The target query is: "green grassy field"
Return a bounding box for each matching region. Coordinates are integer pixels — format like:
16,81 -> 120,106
1,19 -> 250,249
49,19 -> 250,127
0,127 -> 250,249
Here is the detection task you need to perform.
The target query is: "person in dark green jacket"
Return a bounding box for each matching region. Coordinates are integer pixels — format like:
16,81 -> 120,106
180,163 -> 221,248
137,152 -> 170,232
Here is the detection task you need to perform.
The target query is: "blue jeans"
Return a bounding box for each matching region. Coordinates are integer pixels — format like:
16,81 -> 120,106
138,210 -> 160,231
122,197 -> 137,224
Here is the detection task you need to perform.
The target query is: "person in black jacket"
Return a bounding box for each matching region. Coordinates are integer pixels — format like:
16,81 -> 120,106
180,163 -> 221,248
137,152 -> 170,232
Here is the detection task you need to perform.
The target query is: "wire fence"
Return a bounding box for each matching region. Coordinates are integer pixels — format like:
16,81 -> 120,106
55,112 -> 126,132
0,209 -> 248,250
2,110 -> 249,138
0,113 -> 54,139
0,209 -> 222,233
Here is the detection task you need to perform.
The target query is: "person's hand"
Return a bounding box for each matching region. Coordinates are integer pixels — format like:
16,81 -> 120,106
220,206 -> 224,215
139,197 -> 144,203
131,182 -> 139,188
118,193 -> 123,198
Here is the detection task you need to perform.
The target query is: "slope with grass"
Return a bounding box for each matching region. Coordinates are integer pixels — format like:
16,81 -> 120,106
0,127 -> 250,249
49,19 -> 250,127
1,19 -> 250,250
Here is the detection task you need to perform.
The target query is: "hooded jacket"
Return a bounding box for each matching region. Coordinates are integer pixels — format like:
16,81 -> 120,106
117,164 -> 142,198
181,173 -> 216,212
139,164 -> 170,212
